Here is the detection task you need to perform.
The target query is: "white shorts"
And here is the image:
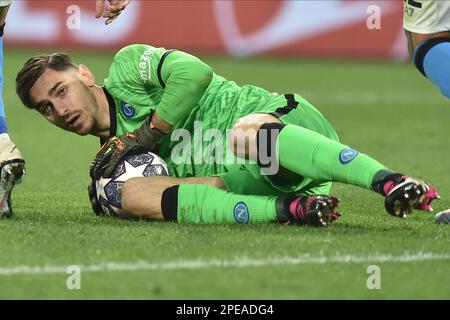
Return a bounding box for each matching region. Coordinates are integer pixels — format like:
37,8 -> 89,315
404,0 -> 450,34
0,0 -> 12,7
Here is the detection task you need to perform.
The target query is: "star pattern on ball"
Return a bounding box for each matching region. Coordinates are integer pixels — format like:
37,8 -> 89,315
114,159 -> 150,182
96,177 -> 111,201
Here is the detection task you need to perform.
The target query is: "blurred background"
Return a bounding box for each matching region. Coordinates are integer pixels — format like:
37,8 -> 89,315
5,0 -> 406,59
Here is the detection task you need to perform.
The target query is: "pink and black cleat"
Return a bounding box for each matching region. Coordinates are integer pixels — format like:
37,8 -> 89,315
277,194 -> 340,227
379,174 -> 439,218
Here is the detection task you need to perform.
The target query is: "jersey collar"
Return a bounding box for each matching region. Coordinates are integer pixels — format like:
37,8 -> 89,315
100,87 -> 117,146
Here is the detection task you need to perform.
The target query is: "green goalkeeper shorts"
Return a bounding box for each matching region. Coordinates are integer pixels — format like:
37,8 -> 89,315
218,93 -> 339,196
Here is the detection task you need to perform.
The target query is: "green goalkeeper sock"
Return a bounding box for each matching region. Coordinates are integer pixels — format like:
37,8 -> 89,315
259,123 -> 387,190
161,184 -> 278,224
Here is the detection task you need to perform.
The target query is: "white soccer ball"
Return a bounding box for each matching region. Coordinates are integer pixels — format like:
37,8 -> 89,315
95,151 -> 169,217
435,208 -> 450,225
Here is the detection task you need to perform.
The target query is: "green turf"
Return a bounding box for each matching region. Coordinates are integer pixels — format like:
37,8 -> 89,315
0,49 -> 449,299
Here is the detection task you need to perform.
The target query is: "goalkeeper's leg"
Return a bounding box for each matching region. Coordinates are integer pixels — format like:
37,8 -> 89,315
228,113 -> 439,217
0,2 -> 25,218
121,176 -> 340,227
121,176 -> 228,220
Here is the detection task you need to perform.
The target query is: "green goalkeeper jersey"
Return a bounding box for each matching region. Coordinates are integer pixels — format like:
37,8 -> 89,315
103,44 -> 336,181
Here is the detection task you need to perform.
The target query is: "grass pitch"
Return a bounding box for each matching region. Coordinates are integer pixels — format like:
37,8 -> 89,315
0,49 -> 449,299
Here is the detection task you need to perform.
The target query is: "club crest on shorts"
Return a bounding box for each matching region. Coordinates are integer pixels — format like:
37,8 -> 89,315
233,201 -> 249,223
121,101 -> 135,118
339,148 -> 358,164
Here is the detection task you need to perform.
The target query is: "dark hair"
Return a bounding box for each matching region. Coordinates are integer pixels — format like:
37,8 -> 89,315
16,53 -> 77,109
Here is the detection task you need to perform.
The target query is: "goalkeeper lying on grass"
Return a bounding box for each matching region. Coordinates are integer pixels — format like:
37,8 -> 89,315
15,44 -> 439,226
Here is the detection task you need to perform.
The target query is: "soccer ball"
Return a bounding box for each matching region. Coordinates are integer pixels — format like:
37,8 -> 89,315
435,208 -> 450,225
95,151 -> 169,217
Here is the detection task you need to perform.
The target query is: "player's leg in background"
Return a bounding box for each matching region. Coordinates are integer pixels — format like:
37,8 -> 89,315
229,112 -> 439,218
403,0 -> 450,98
0,1 -> 26,218
406,30 -> 450,99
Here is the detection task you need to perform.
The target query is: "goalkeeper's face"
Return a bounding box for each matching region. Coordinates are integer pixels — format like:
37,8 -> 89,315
29,66 -> 101,136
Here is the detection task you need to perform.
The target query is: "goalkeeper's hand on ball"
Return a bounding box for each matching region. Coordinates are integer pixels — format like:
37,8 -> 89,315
89,133 -> 148,180
89,112 -> 167,180
88,133 -> 147,216
88,111 -> 167,216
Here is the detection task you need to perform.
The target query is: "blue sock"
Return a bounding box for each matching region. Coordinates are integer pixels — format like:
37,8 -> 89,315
0,24 -> 7,134
414,39 -> 450,99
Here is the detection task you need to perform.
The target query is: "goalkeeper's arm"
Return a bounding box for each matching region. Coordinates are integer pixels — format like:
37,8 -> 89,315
133,50 -> 214,148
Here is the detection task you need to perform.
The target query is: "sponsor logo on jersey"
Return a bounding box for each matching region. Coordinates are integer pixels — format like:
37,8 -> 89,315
121,101 -> 135,118
339,148 -> 359,164
139,48 -> 154,81
233,201 -> 250,224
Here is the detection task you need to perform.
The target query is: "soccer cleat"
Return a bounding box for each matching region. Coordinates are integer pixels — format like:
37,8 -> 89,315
0,136 -> 25,218
380,174 -> 439,218
435,209 -> 450,225
277,194 -> 340,227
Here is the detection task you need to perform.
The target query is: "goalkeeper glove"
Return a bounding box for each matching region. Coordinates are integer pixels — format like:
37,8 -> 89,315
132,110 -> 167,150
89,133 -> 149,180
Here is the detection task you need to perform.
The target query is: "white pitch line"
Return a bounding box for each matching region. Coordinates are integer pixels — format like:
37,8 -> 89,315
0,252 -> 449,277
